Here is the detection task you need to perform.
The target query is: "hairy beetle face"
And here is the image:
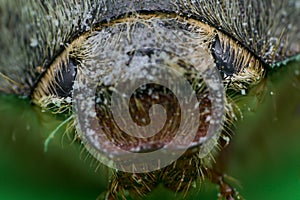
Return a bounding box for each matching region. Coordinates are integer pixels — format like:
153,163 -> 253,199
0,0 -> 299,199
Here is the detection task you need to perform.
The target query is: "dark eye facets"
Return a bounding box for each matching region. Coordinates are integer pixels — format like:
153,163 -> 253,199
54,59 -> 77,98
211,36 -> 236,77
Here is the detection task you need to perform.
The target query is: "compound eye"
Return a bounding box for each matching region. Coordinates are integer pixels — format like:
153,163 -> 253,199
54,60 -> 77,98
32,13 -> 265,172
32,51 -> 79,108
212,36 -> 236,77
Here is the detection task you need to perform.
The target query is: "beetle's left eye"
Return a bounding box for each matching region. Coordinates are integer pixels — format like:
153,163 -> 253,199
34,57 -> 77,99
54,59 -> 77,98
32,51 -> 78,109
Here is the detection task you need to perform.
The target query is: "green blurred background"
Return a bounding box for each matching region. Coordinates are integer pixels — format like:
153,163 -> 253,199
1,60 -> 300,200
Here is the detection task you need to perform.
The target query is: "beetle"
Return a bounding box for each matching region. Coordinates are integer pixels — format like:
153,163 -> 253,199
0,0 -> 299,199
